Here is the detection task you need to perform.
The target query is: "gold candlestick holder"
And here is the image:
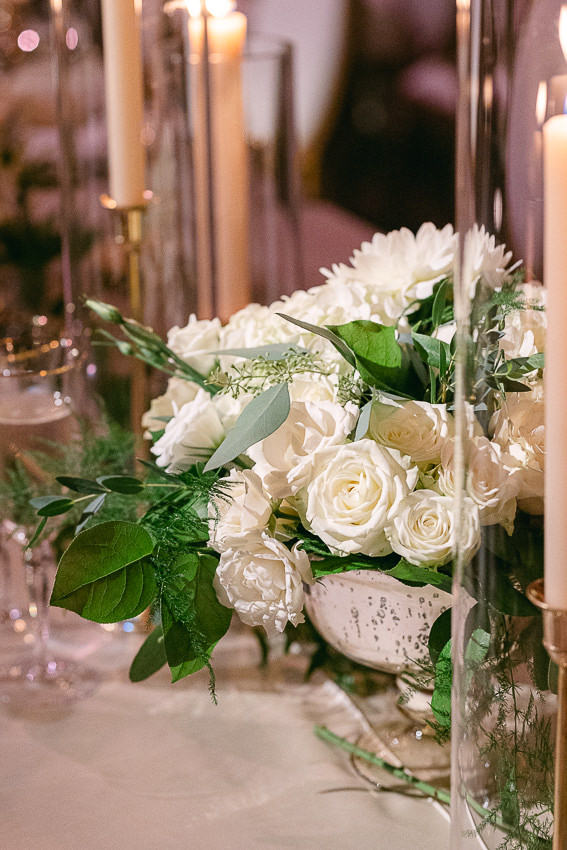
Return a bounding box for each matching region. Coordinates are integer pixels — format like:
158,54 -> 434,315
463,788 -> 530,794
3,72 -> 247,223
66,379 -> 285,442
100,195 -> 148,450
527,578 -> 567,850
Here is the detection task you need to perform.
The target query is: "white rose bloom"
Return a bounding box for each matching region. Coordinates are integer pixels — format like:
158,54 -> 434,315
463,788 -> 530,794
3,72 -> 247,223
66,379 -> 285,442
208,469 -> 273,553
213,533 -> 313,637
490,383 -> 544,514
141,377 -> 201,437
367,399 -> 454,464
439,437 -> 519,534
297,439 -> 419,557
499,283 -> 546,360
167,315 -> 221,375
386,490 -> 480,567
321,223 -> 456,326
218,303 -> 297,373
151,388 -> 225,471
247,399 -> 359,499
288,372 -> 341,404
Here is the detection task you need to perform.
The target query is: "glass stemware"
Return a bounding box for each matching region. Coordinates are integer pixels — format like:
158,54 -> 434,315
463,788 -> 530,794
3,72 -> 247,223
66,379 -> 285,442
0,323 -> 100,711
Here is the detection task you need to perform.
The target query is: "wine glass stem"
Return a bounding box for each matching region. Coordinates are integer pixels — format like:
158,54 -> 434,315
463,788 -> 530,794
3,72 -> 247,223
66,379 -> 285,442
24,539 -> 53,665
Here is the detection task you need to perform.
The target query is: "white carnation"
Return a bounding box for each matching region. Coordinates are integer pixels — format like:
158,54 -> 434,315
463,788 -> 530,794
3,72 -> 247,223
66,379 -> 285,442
386,490 -> 480,567
297,439 -> 419,557
462,224 -> 514,292
247,399 -> 359,499
213,533 -> 313,637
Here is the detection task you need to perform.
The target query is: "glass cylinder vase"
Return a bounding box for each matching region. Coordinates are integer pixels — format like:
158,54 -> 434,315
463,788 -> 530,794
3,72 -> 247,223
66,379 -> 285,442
452,0 -> 561,847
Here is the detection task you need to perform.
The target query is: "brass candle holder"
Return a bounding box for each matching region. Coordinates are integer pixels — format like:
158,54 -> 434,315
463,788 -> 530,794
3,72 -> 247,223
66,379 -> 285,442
527,578 -> 567,850
100,195 -> 148,449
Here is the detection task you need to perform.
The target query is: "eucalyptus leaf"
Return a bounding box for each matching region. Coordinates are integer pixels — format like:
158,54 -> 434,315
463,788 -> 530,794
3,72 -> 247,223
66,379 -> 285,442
56,476 -> 107,494
275,313 -> 356,367
96,475 -> 145,494
129,625 -> 167,682
354,400 -> 373,441
30,495 -> 75,517
204,382 -> 290,472
75,493 -> 107,534
214,342 -> 307,360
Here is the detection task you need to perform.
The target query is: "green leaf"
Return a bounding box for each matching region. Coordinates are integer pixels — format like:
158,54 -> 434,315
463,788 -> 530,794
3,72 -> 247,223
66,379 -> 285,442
215,343 -> 307,360
384,559 -> 453,594
431,279 -> 448,328
51,521 -> 156,623
329,321 -> 415,394
26,517 -> 48,549
204,382 -> 290,472
275,313 -> 356,367
354,399 -> 373,441
161,552 -> 232,682
75,493 -> 107,534
431,639 -> 452,728
412,331 -> 451,371
465,628 -> 490,666
30,495 -> 75,517
56,476 -> 107,494
96,475 -> 145,494
129,626 -> 167,682
428,607 -> 452,666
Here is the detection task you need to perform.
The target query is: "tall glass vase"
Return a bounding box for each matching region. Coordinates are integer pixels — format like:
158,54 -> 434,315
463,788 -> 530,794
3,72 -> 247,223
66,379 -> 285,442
452,0 -> 561,847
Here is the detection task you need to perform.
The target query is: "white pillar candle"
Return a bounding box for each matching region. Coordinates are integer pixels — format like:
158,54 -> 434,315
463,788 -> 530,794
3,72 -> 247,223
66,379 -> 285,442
101,0 -> 146,209
543,113 -> 567,609
189,3 -> 251,321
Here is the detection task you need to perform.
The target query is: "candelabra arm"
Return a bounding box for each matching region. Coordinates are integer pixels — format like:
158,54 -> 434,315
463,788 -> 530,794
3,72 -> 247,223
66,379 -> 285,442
527,578 -> 567,850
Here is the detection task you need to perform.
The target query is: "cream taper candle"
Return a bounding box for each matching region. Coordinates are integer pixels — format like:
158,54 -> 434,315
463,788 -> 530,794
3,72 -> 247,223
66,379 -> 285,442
101,0 -> 146,209
543,112 -> 567,609
189,2 -> 251,321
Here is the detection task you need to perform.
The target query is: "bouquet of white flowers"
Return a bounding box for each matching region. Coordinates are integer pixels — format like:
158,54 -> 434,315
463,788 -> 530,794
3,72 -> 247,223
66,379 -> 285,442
37,222 -> 544,706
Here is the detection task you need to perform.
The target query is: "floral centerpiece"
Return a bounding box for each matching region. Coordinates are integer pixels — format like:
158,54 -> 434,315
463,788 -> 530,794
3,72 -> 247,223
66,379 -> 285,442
36,223 -> 545,727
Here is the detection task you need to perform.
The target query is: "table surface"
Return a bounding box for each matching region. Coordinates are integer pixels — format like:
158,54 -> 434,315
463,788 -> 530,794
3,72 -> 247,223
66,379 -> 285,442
0,621 -> 450,850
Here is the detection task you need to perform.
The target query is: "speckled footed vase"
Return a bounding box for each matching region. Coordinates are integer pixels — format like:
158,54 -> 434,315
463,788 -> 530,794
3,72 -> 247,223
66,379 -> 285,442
304,569 -> 452,779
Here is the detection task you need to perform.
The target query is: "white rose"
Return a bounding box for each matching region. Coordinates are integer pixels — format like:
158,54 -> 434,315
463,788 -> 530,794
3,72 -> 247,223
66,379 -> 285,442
367,399 -> 454,464
212,390 -> 255,431
141,377 -> 201,437
490,383 -> 544,514
439,437 -> 519,534
167,315 -> 221,375
208,469 -> 273,553
213,533 -> 313,637
288,372 -> 341,404
297,439 -> 419,557
151,388 -> 225,471
499,283 -> 546,360
247,399 -> 359,499
218,303 -> 297,373
386,490 -> 480,567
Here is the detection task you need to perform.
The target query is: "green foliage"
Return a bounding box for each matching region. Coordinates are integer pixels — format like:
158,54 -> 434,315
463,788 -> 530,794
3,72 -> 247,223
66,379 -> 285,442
204,383 -> 290,471
129,625 -> 167,682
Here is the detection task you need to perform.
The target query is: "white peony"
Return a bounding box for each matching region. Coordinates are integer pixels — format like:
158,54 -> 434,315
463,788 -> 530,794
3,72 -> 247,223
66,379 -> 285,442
247,399 -> 359,499
297,439 -> 419,557
367,399 -> 454,464
141,377 -> 201,437
151,388 -> 225,471
208,469 -> 273,553
320,223 -> 456,326
167,315 -> 221,375
386,490 -> 480,567
439,436 -> 519,533
490,384 -> 544,514
213,533 -> 313,637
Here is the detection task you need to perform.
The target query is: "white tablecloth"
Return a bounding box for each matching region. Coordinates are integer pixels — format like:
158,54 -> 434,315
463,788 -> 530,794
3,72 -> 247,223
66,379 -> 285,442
0,625 -> 450,850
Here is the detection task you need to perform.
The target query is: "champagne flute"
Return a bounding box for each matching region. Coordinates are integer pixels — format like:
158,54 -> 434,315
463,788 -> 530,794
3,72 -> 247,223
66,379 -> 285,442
0,321 -> 100,711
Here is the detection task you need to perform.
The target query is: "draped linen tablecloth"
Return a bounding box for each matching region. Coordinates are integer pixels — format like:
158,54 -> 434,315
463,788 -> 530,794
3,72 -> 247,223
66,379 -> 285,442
0,624 -> 450,850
